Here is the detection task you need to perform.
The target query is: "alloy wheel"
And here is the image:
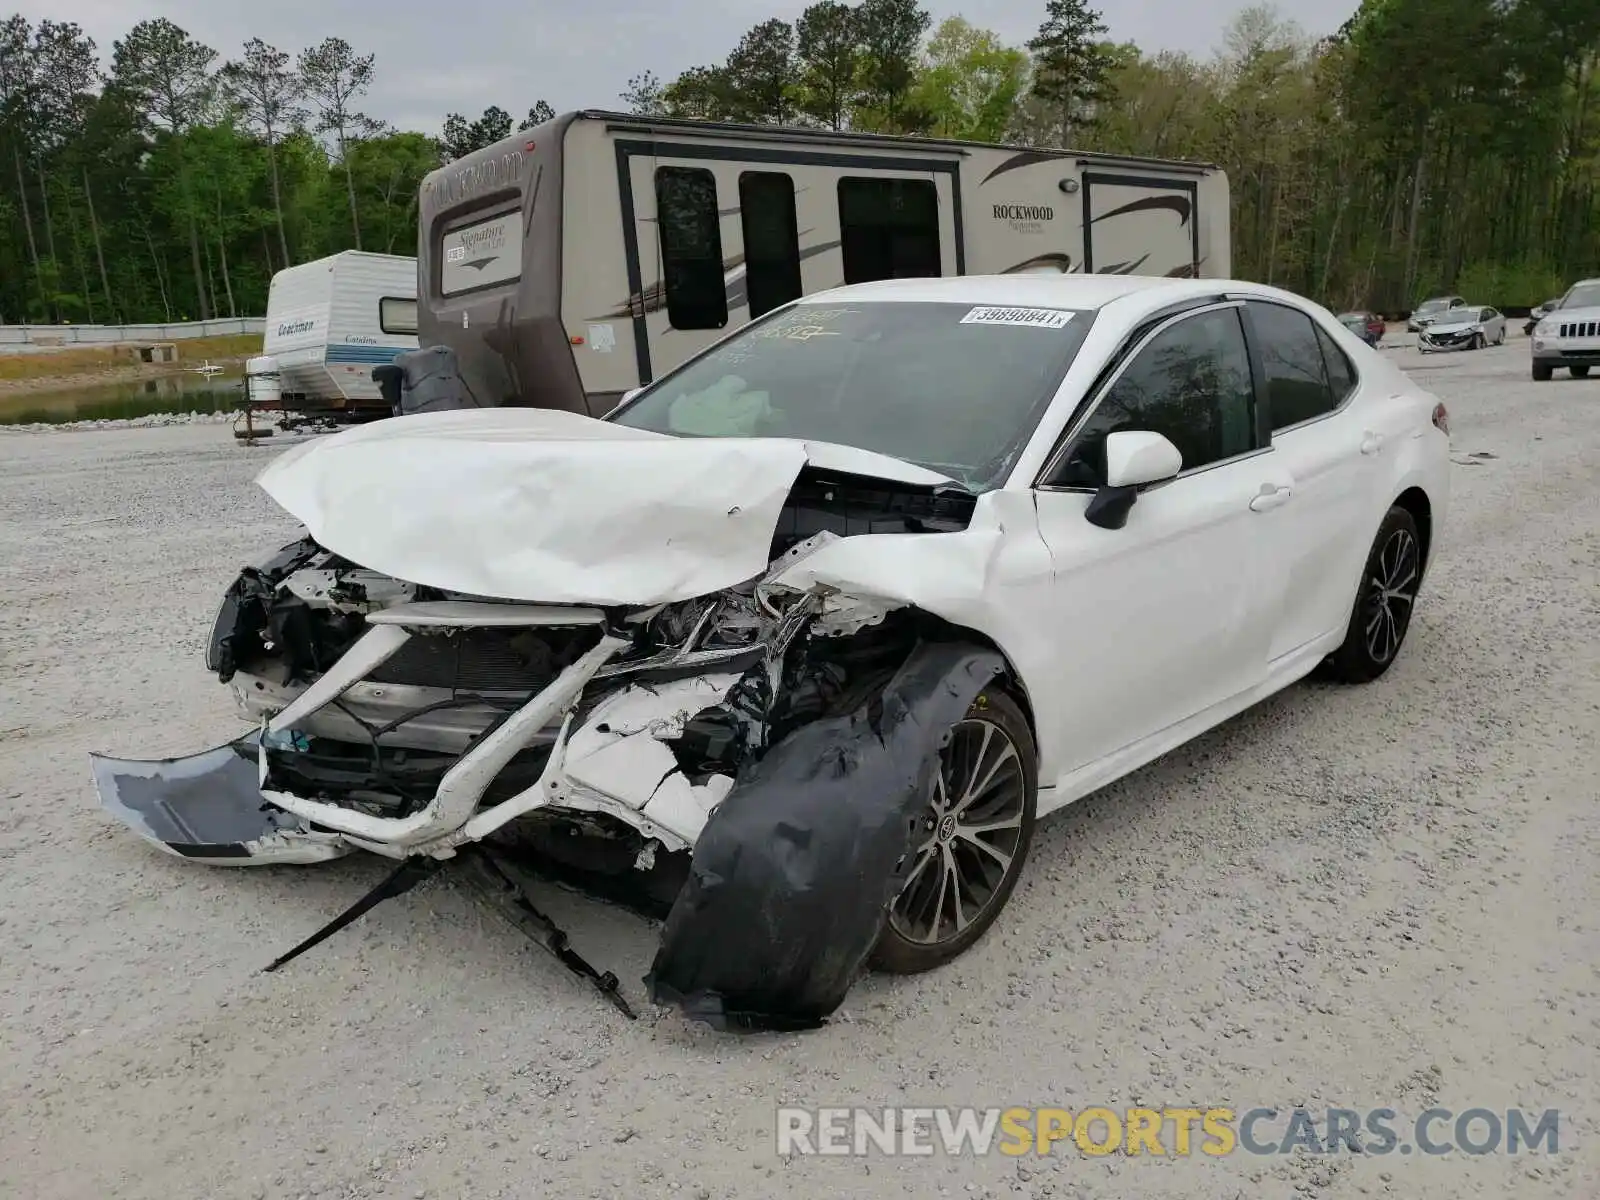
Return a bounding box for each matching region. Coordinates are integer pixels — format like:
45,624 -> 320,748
1363,527 -> 1420,665
888,717 -> 1028,946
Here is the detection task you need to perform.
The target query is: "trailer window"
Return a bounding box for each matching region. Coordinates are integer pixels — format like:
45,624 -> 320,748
837,178 -> 941,284
738,172 -> 802,320
379,296 -> 418,335
655,166 -> 728,331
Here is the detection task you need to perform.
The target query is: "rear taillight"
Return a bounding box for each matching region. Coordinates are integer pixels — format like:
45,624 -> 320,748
1431,403 -> 1450,436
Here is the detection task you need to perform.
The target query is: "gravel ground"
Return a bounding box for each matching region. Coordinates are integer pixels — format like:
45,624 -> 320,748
1,338 -> 1597,1199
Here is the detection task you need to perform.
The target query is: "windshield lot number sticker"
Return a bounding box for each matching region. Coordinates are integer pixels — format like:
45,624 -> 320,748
961,306 -> 1074,329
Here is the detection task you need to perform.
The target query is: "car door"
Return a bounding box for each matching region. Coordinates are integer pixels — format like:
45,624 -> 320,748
1242,300 -> 1377,664
1483,307 -> 1504,342
1029,302 -> 1293,774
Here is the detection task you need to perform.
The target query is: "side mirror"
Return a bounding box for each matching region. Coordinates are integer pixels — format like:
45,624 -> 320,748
1085,430 -> 1183,530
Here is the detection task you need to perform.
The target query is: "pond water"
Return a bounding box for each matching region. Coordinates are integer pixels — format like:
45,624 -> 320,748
0,371 -> 244,424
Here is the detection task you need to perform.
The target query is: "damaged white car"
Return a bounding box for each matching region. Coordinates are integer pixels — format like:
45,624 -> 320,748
93,275 -> 1451,1030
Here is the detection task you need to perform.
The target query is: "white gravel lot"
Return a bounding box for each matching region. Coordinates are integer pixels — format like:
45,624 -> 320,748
1,338 -> 1597,1200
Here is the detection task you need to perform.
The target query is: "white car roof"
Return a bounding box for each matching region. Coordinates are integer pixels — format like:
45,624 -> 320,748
795,274 -> 1322,324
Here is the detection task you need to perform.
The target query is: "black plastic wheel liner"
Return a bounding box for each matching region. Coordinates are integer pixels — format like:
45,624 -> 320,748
645,640 -> 1006,1032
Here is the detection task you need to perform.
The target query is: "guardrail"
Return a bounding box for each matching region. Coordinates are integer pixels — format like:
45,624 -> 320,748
0,318 -> 265,348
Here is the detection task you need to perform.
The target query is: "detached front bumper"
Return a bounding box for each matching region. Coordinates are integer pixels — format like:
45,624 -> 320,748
93,600 -> 745,865
91,733 -> 352,865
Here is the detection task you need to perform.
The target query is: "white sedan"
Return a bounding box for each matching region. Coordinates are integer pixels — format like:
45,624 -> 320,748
91,275 -> 1451,1029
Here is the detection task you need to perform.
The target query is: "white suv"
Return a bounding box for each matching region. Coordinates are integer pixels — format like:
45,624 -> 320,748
1531,278 -> 1600,381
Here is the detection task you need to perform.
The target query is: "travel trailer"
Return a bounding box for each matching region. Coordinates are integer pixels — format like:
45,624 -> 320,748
411,110 -> 1232,416
258,250 -> 418,414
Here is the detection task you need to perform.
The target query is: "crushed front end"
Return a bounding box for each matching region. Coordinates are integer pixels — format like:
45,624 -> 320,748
91,464 -> 996,1028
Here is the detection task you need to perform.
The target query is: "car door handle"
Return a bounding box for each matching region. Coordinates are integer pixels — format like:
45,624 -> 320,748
1249,484 -> 1293,512
1360,431 -> 1385,455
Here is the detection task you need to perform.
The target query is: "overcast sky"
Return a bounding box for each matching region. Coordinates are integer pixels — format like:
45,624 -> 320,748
28,0 -> 1357,136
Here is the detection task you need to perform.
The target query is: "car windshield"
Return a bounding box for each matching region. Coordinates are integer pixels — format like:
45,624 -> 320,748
609,300 -> 1097,491
1560,283 -> 1600,309
1417,297 -> 1452,313
1338,313 -> 1364,325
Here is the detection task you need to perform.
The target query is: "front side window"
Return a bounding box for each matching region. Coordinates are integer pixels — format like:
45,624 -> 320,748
610,301 -> 1096,491
656,166 -> 728,331
1056,306 -> 1257,487
1248,300 -> 1338,431
837,177 -> 941,284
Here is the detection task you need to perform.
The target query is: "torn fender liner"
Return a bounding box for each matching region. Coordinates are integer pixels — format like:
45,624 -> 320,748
89,733 -> 351,866
645,641 -> 1005,1031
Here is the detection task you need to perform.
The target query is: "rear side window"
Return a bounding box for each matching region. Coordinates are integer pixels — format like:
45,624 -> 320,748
838,177 -> 941,284
1315,324 -> 1356,404
1247,301 -> 1338,431
738,172 -> 803,320
655,166 -> 728,331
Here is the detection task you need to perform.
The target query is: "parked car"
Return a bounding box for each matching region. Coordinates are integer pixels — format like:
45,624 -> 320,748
1407,295 -> 1468,333
89,275 -> 1451,1031
1524,297 -> 1561,336
1418,305 -> 1506,353
1338,311 -> 1385,346
1530,278 -> 1600,381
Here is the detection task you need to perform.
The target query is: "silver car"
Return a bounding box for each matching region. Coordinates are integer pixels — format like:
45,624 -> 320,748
1407,295 -> 1468,333
1418,305 -> 1506,353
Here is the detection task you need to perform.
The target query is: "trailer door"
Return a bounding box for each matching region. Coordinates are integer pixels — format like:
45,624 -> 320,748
1082,172 -> 1202,279
618,142 -> 960,385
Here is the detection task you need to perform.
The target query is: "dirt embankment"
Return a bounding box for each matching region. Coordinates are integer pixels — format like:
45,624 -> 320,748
0,334 -> 260,395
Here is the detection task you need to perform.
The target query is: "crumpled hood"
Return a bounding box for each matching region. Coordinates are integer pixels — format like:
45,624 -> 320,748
255,408 -> 957,606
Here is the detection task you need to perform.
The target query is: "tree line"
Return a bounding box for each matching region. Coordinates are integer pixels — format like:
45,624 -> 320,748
1,0 -> 1596,327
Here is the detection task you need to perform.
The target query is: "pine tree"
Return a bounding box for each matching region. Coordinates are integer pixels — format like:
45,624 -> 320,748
1026,0 -> 1113,141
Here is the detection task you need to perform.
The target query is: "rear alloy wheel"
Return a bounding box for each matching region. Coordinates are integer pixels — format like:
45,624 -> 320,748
1325,506 -> 1424,684
873,688 -> 1037,974
1573,365 -> 1590,379
1533,362 -> 1553,381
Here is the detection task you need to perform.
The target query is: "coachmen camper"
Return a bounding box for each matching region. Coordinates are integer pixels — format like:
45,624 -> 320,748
414,110 -> 1231,416
260,250 -> 418,415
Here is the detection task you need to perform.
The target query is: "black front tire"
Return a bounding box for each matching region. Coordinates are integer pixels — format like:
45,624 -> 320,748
872,687 -> 1037,975
1572,365 -> 1590,379
1325,506 -> 1424,684
1533,362 -> 1553,381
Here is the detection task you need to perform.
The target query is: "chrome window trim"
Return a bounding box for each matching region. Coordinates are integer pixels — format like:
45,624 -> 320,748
1035,444 -> 1273,495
